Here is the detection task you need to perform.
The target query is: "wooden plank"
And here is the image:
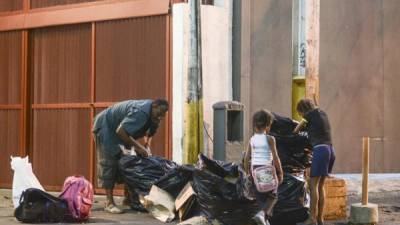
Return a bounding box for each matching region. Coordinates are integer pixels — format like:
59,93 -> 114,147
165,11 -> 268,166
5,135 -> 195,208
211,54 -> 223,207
89,22 -> 96,185
324,196 -> 347,220
32,103 -> 91,109
0,104 -> 22,109
325,177 -> 346,187
20,30 -> 28,156
0,0 -> 169,31
31,102 -> 117,109
93,102 -> 114,108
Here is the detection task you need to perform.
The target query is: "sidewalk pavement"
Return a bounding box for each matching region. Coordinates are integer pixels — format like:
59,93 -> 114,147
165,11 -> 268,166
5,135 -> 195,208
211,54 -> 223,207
334,173 -> 400,195
0,190 -> 177,225
1,174 -> 399,225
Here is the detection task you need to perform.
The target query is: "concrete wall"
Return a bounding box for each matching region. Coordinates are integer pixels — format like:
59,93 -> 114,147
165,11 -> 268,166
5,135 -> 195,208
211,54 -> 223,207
172,2 -> 233,162
201,2 -> 233,157
320,0 -> 400,173
240,0 -> 293,142
239,0 -> 400,172
172,3 -> 189,164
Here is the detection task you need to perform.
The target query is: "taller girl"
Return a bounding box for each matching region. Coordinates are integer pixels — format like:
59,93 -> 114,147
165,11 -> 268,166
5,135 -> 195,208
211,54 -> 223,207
294,99 -> 336,225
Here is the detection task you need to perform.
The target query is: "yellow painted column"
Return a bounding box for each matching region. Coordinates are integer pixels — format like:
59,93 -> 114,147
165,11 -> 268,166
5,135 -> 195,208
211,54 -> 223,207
184,0 -> 204,164
292,76 -> 306,121
184,101 -> 204,163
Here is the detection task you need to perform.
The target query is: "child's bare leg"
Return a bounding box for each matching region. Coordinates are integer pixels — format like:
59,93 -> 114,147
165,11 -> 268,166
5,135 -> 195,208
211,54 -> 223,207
317,176 -> 327,223
305,176 -> 320,224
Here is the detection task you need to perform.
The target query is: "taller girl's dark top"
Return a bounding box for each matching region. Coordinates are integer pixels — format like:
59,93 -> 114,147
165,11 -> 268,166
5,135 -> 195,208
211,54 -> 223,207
303,108 -> 332,147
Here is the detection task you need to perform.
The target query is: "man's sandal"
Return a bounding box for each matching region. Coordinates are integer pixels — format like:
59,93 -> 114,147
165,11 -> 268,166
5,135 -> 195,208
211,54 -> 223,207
104,204 -> 123,214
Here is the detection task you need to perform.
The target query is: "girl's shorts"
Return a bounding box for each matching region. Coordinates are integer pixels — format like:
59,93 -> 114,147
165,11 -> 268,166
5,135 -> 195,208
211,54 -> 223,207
310,144 -> 335,177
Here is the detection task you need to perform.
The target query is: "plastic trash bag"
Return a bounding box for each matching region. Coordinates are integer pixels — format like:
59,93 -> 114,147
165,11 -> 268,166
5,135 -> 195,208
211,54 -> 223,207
119,155 -> 177,195
11,156 -> 45,208
270,113 -> 312,173
273,134 -> 312,173
271,112 -> 299,135
197,154 -> 238,178
155,165 -> 195,198
193,155 -> 259,225
270,173 -> 309,225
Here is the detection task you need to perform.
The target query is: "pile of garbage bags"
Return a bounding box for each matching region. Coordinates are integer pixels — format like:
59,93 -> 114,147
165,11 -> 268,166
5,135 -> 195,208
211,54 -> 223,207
11,112 -> 311,225
114,113 -> 311,225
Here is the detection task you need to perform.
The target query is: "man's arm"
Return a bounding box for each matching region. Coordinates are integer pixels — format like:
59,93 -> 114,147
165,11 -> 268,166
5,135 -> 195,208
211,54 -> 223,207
116,125 -> 148,157
144,136 -> 152,149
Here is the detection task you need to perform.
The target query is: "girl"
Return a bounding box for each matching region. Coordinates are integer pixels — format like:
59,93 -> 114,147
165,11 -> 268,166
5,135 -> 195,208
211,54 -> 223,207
294,99 -> 335,225
244,109 -> 283,225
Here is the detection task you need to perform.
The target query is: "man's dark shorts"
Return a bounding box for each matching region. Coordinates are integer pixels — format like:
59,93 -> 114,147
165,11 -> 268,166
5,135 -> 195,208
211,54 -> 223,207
310,144 -> 335,177
95,136 -> 124,189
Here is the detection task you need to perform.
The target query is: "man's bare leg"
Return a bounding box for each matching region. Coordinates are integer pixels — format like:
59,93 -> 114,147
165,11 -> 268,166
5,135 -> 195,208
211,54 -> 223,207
105,188 -> 116,206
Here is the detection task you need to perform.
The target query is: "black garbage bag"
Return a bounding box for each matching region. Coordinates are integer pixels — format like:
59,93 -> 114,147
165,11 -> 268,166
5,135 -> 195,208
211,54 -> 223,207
270,208 -> 308,225
270,113 -> 312,173
193,155 -> 259,225
197,153 -> 238,177
274,134 -> 312,173
14,188 -> 68,223
271,112 -> 298,135
154,165 -> 195,198
270,173 -> 309,225
118,155 -> 177,195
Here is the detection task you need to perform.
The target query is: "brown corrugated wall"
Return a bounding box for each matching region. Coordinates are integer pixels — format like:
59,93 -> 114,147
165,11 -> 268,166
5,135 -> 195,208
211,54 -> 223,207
95,16 -> 168,157
30,24 -> 92,188
0,31 -> 22,187
0,0 -> 23,13
0,0 -> 172,190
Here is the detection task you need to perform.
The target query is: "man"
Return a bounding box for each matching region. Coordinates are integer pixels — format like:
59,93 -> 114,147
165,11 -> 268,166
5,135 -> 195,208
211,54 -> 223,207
92,99 -> 169,214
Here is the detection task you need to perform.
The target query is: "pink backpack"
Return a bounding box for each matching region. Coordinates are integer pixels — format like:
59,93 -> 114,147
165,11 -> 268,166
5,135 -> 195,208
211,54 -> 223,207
59,176 -> 93,222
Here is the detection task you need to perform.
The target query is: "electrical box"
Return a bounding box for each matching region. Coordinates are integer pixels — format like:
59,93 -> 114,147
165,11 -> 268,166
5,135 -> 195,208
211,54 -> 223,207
212,101 -> 244,162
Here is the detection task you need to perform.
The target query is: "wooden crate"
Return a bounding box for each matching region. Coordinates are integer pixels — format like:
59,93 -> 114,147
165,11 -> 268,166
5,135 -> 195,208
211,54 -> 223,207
324,177 -> 347,220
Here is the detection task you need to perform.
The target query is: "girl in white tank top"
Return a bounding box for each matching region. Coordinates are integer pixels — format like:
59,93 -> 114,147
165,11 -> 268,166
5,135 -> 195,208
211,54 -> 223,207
243,110 -> 283,225
250,133 -> 273,166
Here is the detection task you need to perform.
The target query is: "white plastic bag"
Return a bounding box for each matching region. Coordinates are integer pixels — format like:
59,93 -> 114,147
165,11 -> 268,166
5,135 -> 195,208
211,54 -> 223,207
11,156 -> 45,208
143,185 -> 176,222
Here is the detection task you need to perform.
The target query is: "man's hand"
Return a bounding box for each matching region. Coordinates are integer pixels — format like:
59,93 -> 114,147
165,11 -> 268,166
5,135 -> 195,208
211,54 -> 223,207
135,148 -> 149,157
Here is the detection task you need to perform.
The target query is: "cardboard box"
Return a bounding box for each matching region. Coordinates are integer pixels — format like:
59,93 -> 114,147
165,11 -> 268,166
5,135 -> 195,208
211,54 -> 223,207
175,182 -> 197,221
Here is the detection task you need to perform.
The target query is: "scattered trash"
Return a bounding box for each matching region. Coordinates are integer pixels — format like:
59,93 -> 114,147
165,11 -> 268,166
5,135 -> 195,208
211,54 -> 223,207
11,156 -> 45,208
142,185 -> 176,222
270,173 -> 309,225
125,188 -> 148,212
175,182 -> 197,221
193,154 -> 259,225
14,188 -> 68,223
59,175 -> 94,222
178,216 -> 210,225
155,165 -> 195,198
